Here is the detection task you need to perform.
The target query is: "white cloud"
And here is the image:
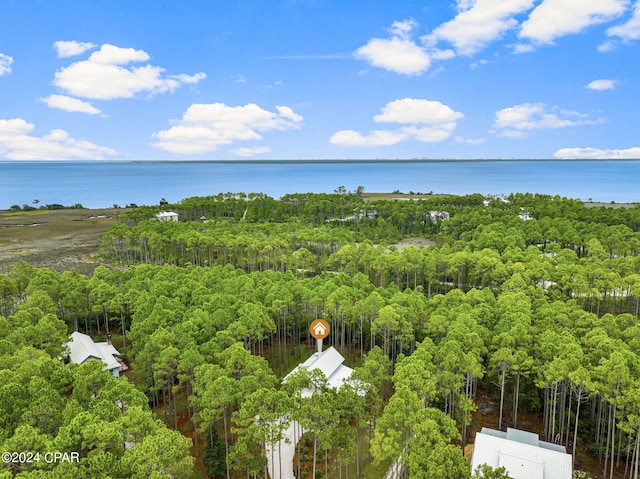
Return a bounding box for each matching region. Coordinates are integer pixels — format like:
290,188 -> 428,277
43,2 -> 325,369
425,0 -> 536,56
496,129 -> 529,139
39,94 -> 102,115
0,53 -> 14,75
89,44 -> 149,64
455,136 -> 486,145
554,146 -> 640,159
429,49 -> 456,61
513,43 -> 536,54
230,146 -> 272,157
456,0 -> 477,12
355,20 -> 430,75
53,40 -> 97,58
171,72 -> 207,84
53,44 -> 206,100
606,1 -> 640,40
330,98 -> 463,147
151,102 -> 303,155
373,98 -> 463,124
586,79 -> 616,91
358,1 -> 635,69
0,118 -> 117,160
404,124 -> 459,142
232,74 -> 247,84
276,105 -> 303,122
492,103 -> 604,137
470,59 -> 490,69
598,39 -> 618,51
519,0 -> 629,45
388,19 -> 418,39
330,129 -> 409,147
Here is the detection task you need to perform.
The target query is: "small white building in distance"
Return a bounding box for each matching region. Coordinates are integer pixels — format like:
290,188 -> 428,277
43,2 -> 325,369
471,427 -> 572,479
483,195 -> 511,207
426,210 -> 451,223
156,211 -> 179,221
354,208 -> 378,221
65,331 -> 128,378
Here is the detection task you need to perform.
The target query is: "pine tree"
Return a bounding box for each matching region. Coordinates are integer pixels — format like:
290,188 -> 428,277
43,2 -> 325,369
203,427 -> 227,479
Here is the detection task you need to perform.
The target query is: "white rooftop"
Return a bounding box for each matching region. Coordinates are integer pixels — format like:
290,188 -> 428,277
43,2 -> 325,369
156,211 -> 178,221
284,346 -> 356,397
271,347 -> 363,478
471,428 -> 572,479
65,331 -> 122,376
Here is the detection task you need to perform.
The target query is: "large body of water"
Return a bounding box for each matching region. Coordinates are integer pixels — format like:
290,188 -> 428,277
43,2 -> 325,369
1,160 -> 638,209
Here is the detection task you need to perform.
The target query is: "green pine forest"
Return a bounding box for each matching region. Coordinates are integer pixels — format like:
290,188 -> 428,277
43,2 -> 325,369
3,191 -> 640,478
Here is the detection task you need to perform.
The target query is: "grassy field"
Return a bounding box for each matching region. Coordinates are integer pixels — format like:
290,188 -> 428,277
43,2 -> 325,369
0,207 -> 124,274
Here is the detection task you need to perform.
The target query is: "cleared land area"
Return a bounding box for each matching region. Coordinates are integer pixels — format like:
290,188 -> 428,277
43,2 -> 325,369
0,208 -> 123,274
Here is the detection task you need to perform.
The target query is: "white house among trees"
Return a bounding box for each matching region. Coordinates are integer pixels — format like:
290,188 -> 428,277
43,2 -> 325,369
284,346 -> 356,397
65,331 -> 127,378
156,211 -> 179,221
426,210 -> 451,223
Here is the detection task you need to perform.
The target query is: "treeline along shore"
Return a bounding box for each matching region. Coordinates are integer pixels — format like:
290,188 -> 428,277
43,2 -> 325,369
2,190 -> 640,478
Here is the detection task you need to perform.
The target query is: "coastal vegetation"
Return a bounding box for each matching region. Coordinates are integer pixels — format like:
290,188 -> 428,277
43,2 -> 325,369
8,203 -> 86,212
2,191 -> 640,478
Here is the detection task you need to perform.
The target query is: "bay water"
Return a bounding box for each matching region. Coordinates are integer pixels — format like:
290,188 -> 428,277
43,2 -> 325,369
1,160 -> 638,209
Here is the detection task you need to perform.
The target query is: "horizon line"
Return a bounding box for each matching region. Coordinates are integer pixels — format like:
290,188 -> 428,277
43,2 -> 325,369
3,157 -> 640,163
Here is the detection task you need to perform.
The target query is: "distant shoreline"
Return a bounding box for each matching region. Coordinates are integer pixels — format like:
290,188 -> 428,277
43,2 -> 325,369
135,158 -> 640,165
2,158 -> 640,165
3,160 -> 638,208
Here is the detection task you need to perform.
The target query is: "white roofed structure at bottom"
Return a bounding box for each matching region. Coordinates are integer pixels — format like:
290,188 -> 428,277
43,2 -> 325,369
471,427 -> 572,479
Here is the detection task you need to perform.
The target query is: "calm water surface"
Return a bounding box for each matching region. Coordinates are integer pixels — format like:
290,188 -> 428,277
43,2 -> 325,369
1,160 -> 638,208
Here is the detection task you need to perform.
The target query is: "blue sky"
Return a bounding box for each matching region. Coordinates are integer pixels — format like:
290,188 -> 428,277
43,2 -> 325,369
1,0 -> 639,161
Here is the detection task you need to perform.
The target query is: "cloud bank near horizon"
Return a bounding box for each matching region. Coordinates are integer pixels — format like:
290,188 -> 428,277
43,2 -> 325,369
0,118 -> 117,160
331,98 -> 463,147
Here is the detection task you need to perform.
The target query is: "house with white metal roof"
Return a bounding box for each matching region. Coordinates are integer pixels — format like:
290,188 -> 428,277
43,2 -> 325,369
471,427 -> 572,479
283,346 -> 357,397
156,211 -> 179,221
270,347 -> 361,479
65,331 -> 127,378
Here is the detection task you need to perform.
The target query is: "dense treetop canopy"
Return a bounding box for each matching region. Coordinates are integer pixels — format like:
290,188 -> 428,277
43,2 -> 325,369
3,191 -> 640,478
